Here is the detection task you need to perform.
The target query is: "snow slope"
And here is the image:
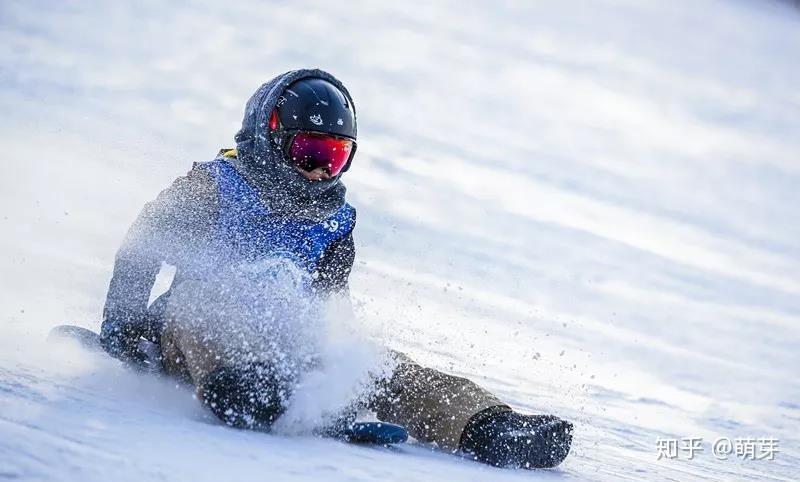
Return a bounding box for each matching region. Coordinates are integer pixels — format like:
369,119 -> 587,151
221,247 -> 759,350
1,0 -> 799,480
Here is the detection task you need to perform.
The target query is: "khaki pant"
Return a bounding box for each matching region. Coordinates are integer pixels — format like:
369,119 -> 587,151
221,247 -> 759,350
160,283 -> 507,451
367,352 -> 507,450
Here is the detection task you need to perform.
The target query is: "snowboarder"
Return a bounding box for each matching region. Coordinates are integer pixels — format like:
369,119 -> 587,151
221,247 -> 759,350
99,68 -> 572,469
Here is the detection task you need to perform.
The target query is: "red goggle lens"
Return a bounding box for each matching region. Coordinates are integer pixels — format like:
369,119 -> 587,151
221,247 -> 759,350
289,132 -> 353,177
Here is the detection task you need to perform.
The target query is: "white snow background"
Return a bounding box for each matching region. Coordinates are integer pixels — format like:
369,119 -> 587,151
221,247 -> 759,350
1,0 -> 799,480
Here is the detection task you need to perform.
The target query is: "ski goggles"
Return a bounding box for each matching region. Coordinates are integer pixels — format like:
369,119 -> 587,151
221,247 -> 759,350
283,131 -> 356,177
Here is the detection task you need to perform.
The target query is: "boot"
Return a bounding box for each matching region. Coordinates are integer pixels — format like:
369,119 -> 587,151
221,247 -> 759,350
459,406 -> 573,469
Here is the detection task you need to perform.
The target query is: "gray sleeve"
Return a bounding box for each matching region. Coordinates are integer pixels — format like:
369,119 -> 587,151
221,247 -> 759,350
102,166 -> 217,328
312,222 -> 356,296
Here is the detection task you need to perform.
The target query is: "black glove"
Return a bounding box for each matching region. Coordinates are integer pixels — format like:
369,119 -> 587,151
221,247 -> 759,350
100,316 -> 142,360
99,316 -> 161,372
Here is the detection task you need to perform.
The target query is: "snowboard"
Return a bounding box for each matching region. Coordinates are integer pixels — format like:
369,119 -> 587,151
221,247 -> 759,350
47,324 -> 408,446
327,421 -> 408,445
47,324 -> 104,351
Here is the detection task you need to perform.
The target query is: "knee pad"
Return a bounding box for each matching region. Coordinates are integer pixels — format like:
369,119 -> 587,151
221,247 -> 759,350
199,363 -> 291,430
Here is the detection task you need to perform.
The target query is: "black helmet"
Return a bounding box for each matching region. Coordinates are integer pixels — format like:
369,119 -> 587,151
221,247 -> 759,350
275,77 -> 356,139
269,77 -> 357,176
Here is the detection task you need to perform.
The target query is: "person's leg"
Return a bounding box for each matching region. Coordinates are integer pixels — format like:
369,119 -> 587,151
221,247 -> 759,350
160,317 -> 222,385
159,280 -> 290,430
368,352 -> 508,450
369,352 -> 573,469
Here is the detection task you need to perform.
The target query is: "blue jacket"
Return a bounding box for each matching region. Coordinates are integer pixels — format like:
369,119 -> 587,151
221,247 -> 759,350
196,156 -> 355,275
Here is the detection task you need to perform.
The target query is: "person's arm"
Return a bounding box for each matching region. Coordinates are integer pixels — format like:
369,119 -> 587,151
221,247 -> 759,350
312,228 -> 356,296
100,166 -> 216,361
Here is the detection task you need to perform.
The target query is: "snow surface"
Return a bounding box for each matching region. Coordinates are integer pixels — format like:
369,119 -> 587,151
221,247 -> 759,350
1,0 -> 799,480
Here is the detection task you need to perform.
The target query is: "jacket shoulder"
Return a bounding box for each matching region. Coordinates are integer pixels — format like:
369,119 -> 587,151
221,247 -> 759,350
135,161 -> 219,230
168,162 -> 218,202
